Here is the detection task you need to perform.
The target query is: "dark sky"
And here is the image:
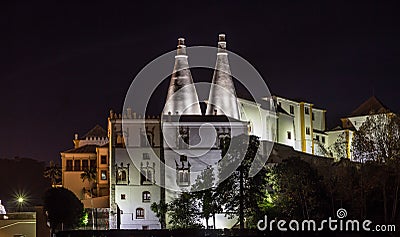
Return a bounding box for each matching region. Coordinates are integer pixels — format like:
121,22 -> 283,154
1,1 -> 399,163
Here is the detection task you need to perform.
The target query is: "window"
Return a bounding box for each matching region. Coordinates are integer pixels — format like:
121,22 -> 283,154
306,127 -> 310,135
322,137 -> 326,144
140,162 -> 155,185
316,135 -> 320,141
142,226 -> 149,230
121,194 -> 126,200
180,155 -> 187,162
142,191 -> 151,202
305,107 -> 310,115
177,169 -> 190,186
74,160 -> 81,171
101,155 -> 107,164
118,170 -> 127,182
66,160 -> 73,171
289,105 -> 294,114
136,208 -> 144,219
101,170 -> 107,180
82,160 -> 89,170
287,131 -> 291,140
90,160 -> 96,168
143,153 -> 150,160
312,112 -> 315,121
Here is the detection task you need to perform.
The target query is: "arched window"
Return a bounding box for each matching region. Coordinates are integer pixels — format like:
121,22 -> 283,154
142,191 -> 151,202
136,208 -> 144,219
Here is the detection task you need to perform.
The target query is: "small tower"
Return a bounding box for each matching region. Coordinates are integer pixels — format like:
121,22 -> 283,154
206,34 -> 240,119
163,38 -> 202,115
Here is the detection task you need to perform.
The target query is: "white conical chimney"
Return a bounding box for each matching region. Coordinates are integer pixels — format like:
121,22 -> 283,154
163,38 -> 202,115
206,34 -> 240,119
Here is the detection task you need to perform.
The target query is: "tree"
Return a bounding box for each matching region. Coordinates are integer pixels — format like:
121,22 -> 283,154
352,113 -> 400,222
151,201 -> 168,229
328,131 -> 348,160
80,167 -> 97,197
44,161 -> 61,187
167,192 -> 202,229
264,158 -> 327,220
43,187 -> 84,234
191,167 -> 221,229
352,113 -> 400,163
215,134 -> 267,229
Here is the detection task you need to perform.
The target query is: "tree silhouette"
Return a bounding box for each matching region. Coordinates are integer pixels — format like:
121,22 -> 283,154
80,167 -> 97,197
215,134 -> 266,229
43,187 -> 83,234
167,192 -> 202,229
44,161 -> 61,187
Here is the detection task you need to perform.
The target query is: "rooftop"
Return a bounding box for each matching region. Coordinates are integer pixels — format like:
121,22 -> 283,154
349,96 -> 389,117
81,125 -> 107,139
62,144 -> 98,154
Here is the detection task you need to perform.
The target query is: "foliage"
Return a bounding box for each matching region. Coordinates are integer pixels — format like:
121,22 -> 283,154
151,200 -> 168,229
191,167 -> 221,229
328,132 -> 348,160
264,158 -> 328,220
43,187 -> 84,231
167,192 -> 202,229
43,161 -> 62,187
80,167 -> 97,197
351,114 -> 400,222
215,134 -> 267,228
352,113 -> 400,163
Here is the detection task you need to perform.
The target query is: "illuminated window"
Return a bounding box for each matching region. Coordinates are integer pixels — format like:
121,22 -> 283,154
287,131 -> 291,140
101,170 -> 107,180
142,191 -> 151,202
121,194 -> 126,200
306,127 -> 310,135
289,105 -> 294,114
66,160 -> 73,171
136,208 -> 144,219
101,155 -> 107,164
305,107 -> 310,115
74,160 -> 81,171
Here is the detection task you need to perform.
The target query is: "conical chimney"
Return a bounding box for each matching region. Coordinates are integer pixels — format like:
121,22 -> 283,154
206,34 -> 240,119
163,38 -> 201,115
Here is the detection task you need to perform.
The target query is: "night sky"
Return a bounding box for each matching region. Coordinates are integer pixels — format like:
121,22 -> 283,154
1,1 -> 399,163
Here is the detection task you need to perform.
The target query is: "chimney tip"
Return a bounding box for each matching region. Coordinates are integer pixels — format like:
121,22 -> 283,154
219,34 -> 226,42
178,38 -> 185,46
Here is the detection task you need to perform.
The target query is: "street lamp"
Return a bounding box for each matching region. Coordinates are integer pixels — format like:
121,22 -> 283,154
16,195 -> 26,212
17,197 -> 24,204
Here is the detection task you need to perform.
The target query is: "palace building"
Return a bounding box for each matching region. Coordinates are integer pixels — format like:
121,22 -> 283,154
60,34 -> 391,230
